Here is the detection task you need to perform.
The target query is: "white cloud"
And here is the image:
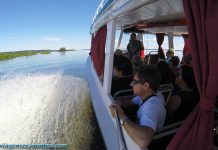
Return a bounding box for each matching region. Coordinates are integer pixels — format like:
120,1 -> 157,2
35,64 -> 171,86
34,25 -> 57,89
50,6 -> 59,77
43,37 -> 62,42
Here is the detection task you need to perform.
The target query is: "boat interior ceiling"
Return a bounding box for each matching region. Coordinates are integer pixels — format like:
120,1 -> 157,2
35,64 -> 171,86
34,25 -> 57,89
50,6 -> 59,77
123,26 -> 188,35
92,0 -> 187,34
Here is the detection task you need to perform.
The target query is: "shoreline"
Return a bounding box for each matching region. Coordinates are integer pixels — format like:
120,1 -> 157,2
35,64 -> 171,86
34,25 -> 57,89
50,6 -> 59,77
0,50 -> 76,61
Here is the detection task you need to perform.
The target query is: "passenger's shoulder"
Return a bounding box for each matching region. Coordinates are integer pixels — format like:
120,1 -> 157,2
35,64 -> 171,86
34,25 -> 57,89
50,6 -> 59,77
148,95 -> 165,105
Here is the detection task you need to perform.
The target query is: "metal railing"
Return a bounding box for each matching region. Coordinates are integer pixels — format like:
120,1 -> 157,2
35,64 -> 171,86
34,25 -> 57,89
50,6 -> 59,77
115,110 -> 128,150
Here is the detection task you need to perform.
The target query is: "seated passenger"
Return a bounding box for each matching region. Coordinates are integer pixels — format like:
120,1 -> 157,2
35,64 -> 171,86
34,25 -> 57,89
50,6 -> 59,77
114,49 -> 124,56
168,56 -> 180,76
109,65 -> 166,149
181,53 -> 192,66
157,61 -> 175,85
165,48 -> 174,63
132,54 -> 144,69
111,55 -> 133,96
157,61 -> 177,123
173,65 -> 199,121
177,65 -> 197,91
146,54 -> 159,64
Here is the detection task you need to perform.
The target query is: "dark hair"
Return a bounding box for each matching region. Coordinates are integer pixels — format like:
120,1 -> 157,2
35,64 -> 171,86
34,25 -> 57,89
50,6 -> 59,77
113,55 -> 133,76
130,33 -> 136,38
157,61 -> 175,84
181,65 -> 197,90
134,65 -> 161,91
171,56 -> 180,66
183,54 -> 192,65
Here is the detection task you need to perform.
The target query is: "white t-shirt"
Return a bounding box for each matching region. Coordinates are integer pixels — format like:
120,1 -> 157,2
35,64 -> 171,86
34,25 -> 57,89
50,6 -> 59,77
132,93 -> 166,131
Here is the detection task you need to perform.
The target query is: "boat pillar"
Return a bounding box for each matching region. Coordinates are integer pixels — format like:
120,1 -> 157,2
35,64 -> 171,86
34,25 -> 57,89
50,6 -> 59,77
168,32 -> 174,49
117,30 -> 123,49
103,19 -> 116,95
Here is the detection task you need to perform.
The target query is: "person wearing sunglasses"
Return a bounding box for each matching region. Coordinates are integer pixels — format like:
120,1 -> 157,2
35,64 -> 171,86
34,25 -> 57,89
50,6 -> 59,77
110,65 -> 166,149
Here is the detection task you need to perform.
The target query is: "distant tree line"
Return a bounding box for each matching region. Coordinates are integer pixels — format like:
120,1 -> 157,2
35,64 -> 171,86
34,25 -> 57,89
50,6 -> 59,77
59,47 -> 66,52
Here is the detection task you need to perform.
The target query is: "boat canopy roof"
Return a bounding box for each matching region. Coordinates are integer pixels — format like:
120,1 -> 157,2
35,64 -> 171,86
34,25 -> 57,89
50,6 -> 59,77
91,0 -> 187,35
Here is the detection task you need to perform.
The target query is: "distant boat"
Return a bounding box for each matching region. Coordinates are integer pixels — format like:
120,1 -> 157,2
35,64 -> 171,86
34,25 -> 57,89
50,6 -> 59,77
87,0 -> 217,150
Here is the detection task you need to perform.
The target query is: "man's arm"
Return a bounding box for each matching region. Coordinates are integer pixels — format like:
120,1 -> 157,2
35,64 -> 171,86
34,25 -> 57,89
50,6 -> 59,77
110,103 -> 154,149
123,118 -> 154,149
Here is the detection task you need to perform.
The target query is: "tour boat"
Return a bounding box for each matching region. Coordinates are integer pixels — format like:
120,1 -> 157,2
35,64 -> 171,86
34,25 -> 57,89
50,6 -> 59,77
87,0 -> 218,149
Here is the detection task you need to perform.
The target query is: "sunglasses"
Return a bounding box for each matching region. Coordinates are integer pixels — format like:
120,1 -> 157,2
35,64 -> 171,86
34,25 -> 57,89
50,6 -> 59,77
131,79 -> 142,85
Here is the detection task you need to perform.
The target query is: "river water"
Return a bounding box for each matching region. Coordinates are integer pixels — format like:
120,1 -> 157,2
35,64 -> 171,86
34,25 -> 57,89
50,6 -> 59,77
0,50 -> 103,150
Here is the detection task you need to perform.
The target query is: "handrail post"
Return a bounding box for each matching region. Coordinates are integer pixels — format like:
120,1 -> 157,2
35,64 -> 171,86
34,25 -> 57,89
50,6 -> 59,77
103,19 -> 116,95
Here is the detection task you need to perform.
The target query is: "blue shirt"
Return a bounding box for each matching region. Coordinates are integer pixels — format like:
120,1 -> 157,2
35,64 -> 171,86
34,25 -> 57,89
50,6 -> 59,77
132,93 -> 166,131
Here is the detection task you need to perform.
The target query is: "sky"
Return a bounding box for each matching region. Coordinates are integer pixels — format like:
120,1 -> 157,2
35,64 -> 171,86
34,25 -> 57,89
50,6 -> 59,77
0,0 -> 185,53
0,0 -> 101,52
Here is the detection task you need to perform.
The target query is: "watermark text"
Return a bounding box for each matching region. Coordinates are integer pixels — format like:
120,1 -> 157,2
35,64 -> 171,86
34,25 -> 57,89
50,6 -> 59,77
0,144 -> 68,149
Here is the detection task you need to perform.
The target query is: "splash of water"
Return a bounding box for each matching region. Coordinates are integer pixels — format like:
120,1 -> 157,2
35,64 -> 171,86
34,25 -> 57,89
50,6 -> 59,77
0,72 -> 94,150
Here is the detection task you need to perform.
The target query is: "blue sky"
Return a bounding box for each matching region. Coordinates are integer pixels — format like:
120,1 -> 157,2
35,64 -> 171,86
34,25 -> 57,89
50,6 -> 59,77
0,0 -> 101,52
0,0 -> 185,53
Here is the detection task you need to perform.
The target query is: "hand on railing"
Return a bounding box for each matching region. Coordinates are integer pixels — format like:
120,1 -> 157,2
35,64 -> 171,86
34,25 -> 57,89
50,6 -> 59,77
109,100 -> 128,150
109,101 -> 125,119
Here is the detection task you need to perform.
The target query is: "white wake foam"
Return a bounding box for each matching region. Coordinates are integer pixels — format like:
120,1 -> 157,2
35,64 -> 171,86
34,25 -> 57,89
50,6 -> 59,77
0,72 -> 93,149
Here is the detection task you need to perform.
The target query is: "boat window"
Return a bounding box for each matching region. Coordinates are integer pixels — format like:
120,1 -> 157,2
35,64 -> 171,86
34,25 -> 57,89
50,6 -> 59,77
173,36 -> 184,60
144,34 -> 169,53
115,32 -> 130,50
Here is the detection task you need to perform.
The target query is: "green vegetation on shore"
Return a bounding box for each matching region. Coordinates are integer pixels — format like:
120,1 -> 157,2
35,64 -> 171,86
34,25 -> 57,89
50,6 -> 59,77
0,49 -> 76,61
0,50 -> 51,61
